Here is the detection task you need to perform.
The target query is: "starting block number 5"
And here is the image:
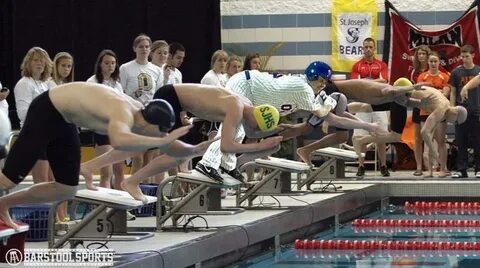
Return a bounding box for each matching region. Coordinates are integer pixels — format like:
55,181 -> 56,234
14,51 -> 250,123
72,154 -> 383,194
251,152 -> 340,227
96,219 -> 110,234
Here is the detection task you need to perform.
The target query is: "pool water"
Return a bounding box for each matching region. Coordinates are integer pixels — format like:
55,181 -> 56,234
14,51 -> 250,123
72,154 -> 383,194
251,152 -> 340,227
232,204 -> 480,267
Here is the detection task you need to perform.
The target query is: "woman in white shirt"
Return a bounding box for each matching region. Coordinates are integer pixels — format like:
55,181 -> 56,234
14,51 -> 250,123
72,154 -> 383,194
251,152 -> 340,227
201,50 -> 228,87
47,52 -> 74,88
120,34 -> 163,175
86,49 -> 125,190
119,34 -> 163,104
150,40 -> 169,84
87,50 -> 122,93
226,55 -> 243,80
13,47 -> 53,184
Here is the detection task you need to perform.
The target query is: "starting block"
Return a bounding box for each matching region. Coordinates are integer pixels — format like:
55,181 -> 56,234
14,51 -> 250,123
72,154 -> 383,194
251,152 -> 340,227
297,147 -> 361,191
48,187 -> 157,249
156,170 -> 244,229
0,222 -> 29,263
237,157 -> 311,208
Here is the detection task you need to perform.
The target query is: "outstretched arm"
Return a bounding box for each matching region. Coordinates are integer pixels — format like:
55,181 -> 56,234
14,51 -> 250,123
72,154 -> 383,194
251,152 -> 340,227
323,112 -> 388,135
164,138 -> 220,158
243,123 -> 283,139
277,122 -> 313,141
339,111 -> 362,121
391,84 -> 415,94
107,108 -> 192,152
347,102 -> 373,113
386,83 -> 425,98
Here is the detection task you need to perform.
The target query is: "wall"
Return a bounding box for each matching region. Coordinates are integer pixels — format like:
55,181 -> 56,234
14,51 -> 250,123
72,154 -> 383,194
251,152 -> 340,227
220,0 -> 475,72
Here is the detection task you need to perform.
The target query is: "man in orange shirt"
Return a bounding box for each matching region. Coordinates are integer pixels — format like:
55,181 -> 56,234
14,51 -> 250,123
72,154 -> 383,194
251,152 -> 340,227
350,37 -> 390,178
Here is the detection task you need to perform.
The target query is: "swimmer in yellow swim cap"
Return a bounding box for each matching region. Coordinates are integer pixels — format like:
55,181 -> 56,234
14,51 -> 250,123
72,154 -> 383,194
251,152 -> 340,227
393,77 -> 413,87
253,104 -> 280,132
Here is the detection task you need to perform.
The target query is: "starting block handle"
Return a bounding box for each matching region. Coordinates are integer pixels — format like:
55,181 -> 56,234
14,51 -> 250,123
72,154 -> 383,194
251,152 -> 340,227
313,148 -> 363,160
254,157 -> 311,172
176,171 -> 241,187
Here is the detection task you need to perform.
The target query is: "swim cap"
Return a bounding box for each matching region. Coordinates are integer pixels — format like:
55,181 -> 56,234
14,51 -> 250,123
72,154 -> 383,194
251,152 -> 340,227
253,104 -> 280,132
393,77 -> 413,87
304,61 -> 332,81
0,111 -> 11,146
141,99 -> 175,132
456,106 -> 468,124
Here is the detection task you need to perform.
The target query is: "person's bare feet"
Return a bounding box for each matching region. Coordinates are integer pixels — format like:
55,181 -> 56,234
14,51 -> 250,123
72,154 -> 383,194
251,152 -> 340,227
0,203 -> 19,230
438,170 -> 448,178
424,169 -> 433,178
121,180 -> 148,204
80,166 -> 97,191
296,147 -> 313,167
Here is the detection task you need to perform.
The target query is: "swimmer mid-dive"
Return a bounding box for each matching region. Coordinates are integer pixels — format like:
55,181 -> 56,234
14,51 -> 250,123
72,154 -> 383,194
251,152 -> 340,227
81,83 -> 284,203
0,82 -> 197,230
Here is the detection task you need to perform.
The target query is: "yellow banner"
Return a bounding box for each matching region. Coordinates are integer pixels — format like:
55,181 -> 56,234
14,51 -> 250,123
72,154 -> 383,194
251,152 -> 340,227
331,0 -> 378,72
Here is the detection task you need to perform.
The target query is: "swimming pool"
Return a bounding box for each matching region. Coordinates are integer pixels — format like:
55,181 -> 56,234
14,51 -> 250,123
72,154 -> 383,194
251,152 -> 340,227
231,202 -> 480,267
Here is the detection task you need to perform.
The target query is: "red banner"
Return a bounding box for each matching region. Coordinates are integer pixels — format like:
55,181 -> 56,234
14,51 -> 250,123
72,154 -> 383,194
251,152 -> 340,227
385,1 -> 480,84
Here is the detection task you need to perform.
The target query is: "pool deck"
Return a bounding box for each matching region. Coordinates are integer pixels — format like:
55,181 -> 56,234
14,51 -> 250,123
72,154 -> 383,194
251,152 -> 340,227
13,170 -> 480,268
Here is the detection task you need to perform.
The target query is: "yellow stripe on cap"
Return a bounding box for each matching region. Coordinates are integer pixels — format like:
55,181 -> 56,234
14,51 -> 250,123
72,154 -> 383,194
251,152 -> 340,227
393,77 -> 413,87
253,104 -> 280,132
